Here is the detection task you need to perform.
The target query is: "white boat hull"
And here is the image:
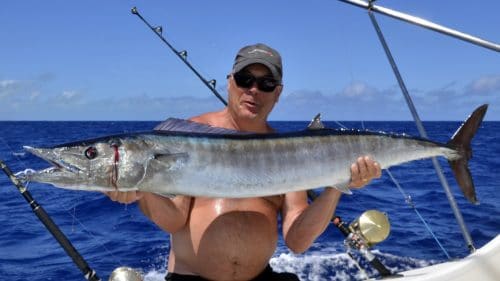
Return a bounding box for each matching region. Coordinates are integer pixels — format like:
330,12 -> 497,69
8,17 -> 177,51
386,234 -> 500,280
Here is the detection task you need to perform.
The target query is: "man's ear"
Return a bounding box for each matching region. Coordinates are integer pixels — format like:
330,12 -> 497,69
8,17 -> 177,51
226,75 -> 232,90
275,85 -> 283,102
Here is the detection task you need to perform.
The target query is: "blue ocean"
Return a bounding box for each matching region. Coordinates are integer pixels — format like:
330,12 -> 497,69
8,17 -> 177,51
0,121 -> 498,281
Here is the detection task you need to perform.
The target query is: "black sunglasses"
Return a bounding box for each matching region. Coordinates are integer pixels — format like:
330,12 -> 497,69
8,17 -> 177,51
230,72 -> 280,92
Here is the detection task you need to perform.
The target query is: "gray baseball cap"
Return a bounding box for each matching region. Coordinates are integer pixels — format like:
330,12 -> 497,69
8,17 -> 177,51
232,43 -> 283,82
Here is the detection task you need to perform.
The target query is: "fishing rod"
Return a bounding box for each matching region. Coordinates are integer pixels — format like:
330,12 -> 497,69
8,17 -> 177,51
307,190 -> 393,278
131,6 -> 227,106
0,160 -> 100,281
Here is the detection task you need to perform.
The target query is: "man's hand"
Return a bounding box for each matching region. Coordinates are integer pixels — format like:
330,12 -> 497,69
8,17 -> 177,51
105,190 -> 143,204
349,156 -> 381,188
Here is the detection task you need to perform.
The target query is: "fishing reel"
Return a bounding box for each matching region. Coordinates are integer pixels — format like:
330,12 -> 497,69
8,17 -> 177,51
334,209 -> 390,249
334,210 -> 393,277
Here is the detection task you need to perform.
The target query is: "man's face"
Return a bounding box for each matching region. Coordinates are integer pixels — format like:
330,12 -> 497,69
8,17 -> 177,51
227,64 -> 282,122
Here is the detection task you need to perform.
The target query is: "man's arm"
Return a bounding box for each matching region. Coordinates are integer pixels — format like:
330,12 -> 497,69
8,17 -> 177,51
138,194 -> 192,233
106,191 -> 191,233
281,156 -> 381,253
281,188 -> 341,253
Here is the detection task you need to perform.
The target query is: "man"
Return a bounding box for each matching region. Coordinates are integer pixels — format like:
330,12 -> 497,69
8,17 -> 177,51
107,43 -> 381,281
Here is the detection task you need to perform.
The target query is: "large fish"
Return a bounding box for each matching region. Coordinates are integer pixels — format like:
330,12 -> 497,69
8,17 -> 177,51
17,105 -> 488,204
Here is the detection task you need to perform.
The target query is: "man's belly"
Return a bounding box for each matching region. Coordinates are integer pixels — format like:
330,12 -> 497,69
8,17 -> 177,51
170,197 -> 281,280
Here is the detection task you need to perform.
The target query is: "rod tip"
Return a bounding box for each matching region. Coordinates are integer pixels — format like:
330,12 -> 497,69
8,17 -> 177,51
131,7 -> 138,14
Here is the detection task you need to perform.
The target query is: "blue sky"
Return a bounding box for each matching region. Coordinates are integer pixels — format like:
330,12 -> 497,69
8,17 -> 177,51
1,0 -> 499,121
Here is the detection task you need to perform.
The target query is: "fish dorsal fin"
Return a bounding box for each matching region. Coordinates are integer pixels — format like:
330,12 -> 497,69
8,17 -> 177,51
307,113 -> 325,130
154,118 -> 244,134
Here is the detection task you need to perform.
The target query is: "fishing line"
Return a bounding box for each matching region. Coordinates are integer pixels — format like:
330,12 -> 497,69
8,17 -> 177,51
59,198 -> 126,265
0,137 -> 124,269
332,120 -> 348,130
0,159 -> 101,281
386,168 -> 451,259
324,117 -> 453,266
0,137 -> 30,170
325,120 -> 452,259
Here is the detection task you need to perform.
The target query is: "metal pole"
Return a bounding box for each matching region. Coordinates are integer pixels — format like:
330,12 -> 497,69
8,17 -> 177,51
367,10 -> 476,253
0,160 -> 101,281
131,7 -> 228,106
339,0 -> 500,52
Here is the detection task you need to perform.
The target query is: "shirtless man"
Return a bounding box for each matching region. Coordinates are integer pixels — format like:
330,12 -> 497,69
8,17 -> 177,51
107,43 -> 381,281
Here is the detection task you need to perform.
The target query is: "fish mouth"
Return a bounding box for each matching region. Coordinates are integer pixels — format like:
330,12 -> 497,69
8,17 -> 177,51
23,146 -> 82,174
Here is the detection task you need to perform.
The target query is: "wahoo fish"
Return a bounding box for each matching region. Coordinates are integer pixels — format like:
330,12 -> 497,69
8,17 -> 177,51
17,105 -> 488,204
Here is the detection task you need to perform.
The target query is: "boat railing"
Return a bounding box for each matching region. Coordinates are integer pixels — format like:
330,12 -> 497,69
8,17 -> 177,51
341,0 -> 498,254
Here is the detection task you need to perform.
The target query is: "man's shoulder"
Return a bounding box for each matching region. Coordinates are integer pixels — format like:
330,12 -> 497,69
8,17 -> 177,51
189,111 -> 221,125
188,112 -> 213,124
189,110 -> 228,128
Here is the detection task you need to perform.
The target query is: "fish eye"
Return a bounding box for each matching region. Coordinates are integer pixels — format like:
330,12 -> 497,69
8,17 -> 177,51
84,147 -> 98,159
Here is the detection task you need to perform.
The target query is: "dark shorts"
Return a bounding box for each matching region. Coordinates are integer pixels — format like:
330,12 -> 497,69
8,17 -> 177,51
165,264 -> 300,281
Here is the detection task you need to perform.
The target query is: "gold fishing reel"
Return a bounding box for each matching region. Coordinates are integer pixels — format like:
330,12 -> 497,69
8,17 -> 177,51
349,210 -> 391,247
334,209 -> 391,249
333,210 -> 393,277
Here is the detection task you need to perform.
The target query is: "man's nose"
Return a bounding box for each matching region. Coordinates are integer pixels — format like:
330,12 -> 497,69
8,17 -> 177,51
248,82 -> 260,94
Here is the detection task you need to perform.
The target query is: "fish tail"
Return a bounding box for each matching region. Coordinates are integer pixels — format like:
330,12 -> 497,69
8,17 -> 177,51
447,104 -> 488,204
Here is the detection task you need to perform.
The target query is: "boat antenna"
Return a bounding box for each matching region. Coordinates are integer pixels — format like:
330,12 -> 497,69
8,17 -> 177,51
339,0 -> 488,253
0,160 -> 101,281
131,7 -> 228,106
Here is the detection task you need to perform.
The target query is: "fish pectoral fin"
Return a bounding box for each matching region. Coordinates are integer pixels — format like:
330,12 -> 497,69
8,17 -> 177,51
151,153 -> 189,170
332,181 -> 352,195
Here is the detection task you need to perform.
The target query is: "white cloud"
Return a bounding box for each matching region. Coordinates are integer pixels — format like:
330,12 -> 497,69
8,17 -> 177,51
274,75 -> 498,121
0,77 -> 46,100
62,90 -> 78,99
1,74 -> 498,120
0,80 -> 17,87
0,79 -> 24,98
339,81 -> 377,99
466,75 -> 500,95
